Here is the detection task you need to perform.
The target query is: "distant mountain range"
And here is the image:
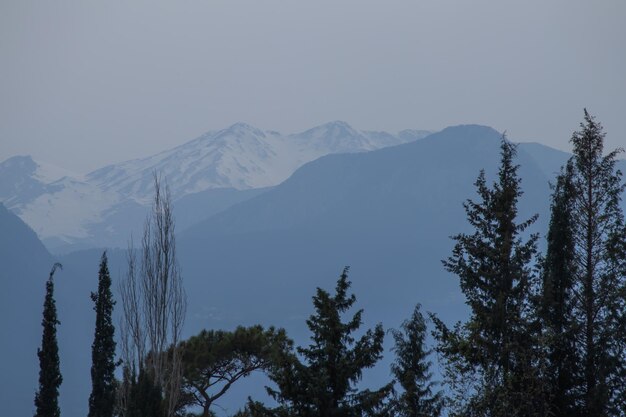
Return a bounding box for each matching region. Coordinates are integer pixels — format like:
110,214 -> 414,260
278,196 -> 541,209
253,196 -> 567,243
0,122 -> 429,253
4,123 -> 624,416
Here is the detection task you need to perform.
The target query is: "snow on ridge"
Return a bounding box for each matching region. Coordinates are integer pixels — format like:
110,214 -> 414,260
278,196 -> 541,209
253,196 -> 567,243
19,180 -> 120,239
3,121 -> 429,246
34,160 -> 82,183
0,155 -> 81,184
86,120 -> 425,199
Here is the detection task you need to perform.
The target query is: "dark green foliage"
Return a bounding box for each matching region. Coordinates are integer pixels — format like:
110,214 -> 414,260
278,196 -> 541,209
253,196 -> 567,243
390,305 -> 442,417
433,138 -> 543,416
566,110 -> 626,417
178,325 -> 291,417
233,400 -> 274,417
540,162 -> 582,417
125,368 -> 164,417
34,263 -> 63,417
266,267 -> 392,417
88,252 -> 118,417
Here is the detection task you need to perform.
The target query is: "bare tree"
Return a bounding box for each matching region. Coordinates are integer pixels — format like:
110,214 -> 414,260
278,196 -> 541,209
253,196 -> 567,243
119,173 -> 187,417
118,237 -> 144,416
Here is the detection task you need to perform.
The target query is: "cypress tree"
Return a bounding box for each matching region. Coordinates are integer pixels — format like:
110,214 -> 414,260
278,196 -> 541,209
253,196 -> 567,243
540,161 -> 582,417
34,263 -> 63,417
566,110 -> 626,417
267,267 -> 392,417
390,304 -> 442,417
433,138 -> 543,416
88,251 -> 118,417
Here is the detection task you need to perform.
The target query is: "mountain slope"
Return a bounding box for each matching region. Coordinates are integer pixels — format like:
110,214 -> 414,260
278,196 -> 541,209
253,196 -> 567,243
178,125 -> 552,336
0,203 -> 55,417
168,125 -> 555,412
6,125 -> 623,416
0,122 -> 429,252
0,155 -> 78,207
518,142 -> 571,179
0,206 -> 129,417
184,125 -> 549,240
86,121 -> 426,202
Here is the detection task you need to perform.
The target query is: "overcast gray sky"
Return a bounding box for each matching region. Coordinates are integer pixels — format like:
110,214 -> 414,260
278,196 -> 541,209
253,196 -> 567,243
1,1 -> 625,173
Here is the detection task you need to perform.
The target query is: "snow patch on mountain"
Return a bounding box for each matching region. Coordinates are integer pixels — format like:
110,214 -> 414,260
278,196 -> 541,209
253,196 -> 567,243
0,156 -> 80,207
18,177 -> 119,240
0,122 -> 430,248
86,121 -> 424,203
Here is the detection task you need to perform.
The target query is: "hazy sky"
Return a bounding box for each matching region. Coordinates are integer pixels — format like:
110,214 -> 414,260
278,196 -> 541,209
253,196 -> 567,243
1,1 -> 625,173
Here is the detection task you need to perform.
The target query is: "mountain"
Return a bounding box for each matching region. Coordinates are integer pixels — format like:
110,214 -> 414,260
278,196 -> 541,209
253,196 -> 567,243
517,141 -> 571,179
0,122 -> 429,252
177,125 -> 552,330
0,204 -> 130,416
0,155 -> 78,208
5,125 -> 625,416
176,126 -> 626,338
165,125 -> 559,412
0,203 -> 55,417
82,121 -> 427,201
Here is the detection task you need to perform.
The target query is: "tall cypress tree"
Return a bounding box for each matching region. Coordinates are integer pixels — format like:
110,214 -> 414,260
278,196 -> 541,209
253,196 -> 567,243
34,263 -> 63,417
540,161 -> 582,417
433,138 -> 543,416
390,304 -> 442,417
566,110 -> 626,417
88,252 -> 118,417
267,267 -> 392,417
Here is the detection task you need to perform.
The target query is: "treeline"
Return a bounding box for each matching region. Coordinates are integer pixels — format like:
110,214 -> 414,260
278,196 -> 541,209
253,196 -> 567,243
32,111 -> 626,417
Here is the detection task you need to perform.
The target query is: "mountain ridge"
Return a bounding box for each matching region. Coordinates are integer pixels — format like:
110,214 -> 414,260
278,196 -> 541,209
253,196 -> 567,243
4,124 -> 626,416
0,121 -> 430,251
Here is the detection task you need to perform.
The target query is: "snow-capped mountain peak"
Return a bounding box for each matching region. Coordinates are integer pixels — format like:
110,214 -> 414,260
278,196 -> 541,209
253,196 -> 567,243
222,122 -> 267,138
0,155 -> 77,183
1,122 -> 430,250
0,156 -> 80,207
294,120 -> 359,141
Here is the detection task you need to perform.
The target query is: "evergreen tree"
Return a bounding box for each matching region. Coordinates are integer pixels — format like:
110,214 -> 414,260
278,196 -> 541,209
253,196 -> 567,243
390,304 -> 442,417
433,138 -> 543,416
34,263 -> 63,417
539,161 -> 582,417
177,325 -> 291,417
126,368 -> 164,417
266,267 -> 392,417
88,251 -> 118,417
566,110 -> 626,417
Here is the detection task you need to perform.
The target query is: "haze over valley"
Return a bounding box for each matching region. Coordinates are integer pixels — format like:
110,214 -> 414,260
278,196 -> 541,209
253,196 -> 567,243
3,122 -> 622,415
3,2 -> 625,416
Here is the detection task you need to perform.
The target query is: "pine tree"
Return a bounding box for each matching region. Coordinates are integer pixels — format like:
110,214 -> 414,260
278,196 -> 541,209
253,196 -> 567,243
566,110 -> 626,417
433,137 -> 543,416
267,267 -> 392,417
88,251 -> 118,417
34,263 -> 63,417
540,161 -> 582,417
390,304 -> 442,417
177,325 -> 291,417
